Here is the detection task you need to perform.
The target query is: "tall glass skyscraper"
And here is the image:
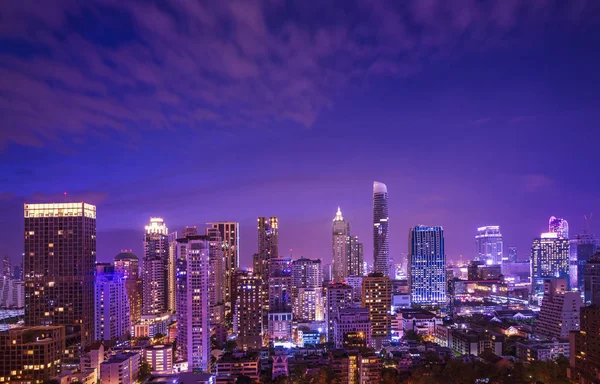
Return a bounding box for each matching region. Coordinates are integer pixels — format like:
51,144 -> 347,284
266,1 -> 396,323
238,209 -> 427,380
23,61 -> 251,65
373,181 -> 389,277
332,207 -> 350,283
408,226 -> 446,307
475,226 -> 503,265
530,232 -> 570,298
255,217 -> 278,280
571,232 -> 597,292
24,203 -> 96,350
143,218 -> 169,315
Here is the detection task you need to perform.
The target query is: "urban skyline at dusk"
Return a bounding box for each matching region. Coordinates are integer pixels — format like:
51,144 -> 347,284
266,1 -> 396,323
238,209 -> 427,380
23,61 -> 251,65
2,1 -> 600,383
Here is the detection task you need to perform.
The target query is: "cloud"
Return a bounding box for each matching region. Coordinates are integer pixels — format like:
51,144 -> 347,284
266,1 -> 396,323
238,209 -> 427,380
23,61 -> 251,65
0,0 -> 597,148
524,173 -> 554,192
472,117 -> 492,125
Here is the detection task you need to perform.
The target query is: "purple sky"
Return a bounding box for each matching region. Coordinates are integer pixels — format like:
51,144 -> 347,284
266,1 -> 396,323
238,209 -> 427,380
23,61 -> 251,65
1,1 -> 600,268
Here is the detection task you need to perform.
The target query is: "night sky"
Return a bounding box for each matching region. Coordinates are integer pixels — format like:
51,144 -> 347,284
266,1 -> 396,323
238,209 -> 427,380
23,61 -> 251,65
1,1 -> 600,269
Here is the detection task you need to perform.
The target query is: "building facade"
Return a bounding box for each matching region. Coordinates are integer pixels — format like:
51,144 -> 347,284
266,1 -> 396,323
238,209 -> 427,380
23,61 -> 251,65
325,283 -> 354,343
207,222 -> 240,307
332,207 -> 350,283
535,279 -> 582,340
584,252 -> 600,306
24,202 -> 96,349
568,305 -> 600,384
334,307 -> 371,349
362,273 -> 391,349
114,251 -> 142,325
408,225 -> 446,307
256,217 -> 278,279
475,226 -> 503,265
95,268 -> 130,343
373,181 -> 390,276
347,235 -> 364,277
235,272 -> 263,351
143,218 -> 169,315
530,233 -> 570,297
176,235 -> 211,371
291,258 -> 322,320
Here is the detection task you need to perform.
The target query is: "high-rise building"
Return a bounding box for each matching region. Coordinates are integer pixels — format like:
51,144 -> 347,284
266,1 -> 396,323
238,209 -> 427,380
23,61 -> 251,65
530,232 -> 570,298
256,217 -> 278,279
207,222 -> 240,306
95,267 -> 130,343
332,207 -> 350,283
143,218 -> 169,315
24,202 -> 96,349
325,283 -> 353,343
206,227 -> 226,325
584,252 -> 600,306
291,258 -> 322,319
362,273 -> 391,349
234,271 -> 263,351
167,232 -> 178,313
0,326 -> 66,383
373,182 -> 390,277
408,226 -> 446,307
475,226 -> 503,265
175,235 -> 210,371
268,258 -> 293,343
114,251 -> 142,325
549,216 -> 569,239
535,279 -> 582,340
506,246 -> 517,263
568,305 -> 600,384
571,232 -> 597,292
2,256 -> 11,278
347,235 -> 364,278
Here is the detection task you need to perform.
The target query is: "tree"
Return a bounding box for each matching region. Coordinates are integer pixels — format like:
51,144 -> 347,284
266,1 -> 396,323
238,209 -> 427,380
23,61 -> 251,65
224,339 -> 238,352
403,330 -> 424,343
138,360 -> 152,383
236,375 -> 256,384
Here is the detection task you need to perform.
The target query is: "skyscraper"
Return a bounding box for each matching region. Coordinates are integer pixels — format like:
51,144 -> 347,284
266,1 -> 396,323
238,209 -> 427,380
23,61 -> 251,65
506,246 -> 517,263
408,226 -> 446,307
2,256 -> 11,278
325,283 -> 353,343
549,216 -> 569,239
234,271 -> 263,351
207,222 -> 240,307
175,235 -> 210,371
268,258 -> 293,343
332,207 -> 350,283
362,273 -> 391,349
24,202 -> 96,348
475,226 -> 503,265
167,231 -> 178,313
95,266 -> 130,343
571,232 -> 597,292
143,218 -> 169,315
347,235 -> 364,278
206,227 -> 226,325
114,251 -> 142,325
568,306 -> 600,383
256,217 -> 278,279
291,258 -> 322,319
373,182 -> 390,277
584,252 -> 600,306
530,232 -> 570,298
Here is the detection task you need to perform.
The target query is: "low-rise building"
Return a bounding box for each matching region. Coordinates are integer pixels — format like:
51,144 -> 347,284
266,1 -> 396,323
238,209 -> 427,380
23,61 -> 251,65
100,352 -> 141,384
398,308 -> 442,337
334,307 -> 371,349
145,344 -> 173,374
358,353 -> 381,384
516,340 -> 570,362
215,352 -> 259,384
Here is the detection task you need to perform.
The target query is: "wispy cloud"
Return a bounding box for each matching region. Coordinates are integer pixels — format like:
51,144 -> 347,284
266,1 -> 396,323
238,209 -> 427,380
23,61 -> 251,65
524,173 -> 554,193
0,0 -> 597,148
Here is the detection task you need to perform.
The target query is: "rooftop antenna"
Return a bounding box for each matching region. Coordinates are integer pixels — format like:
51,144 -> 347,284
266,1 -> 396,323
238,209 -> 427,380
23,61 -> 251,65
290,249 -> 293,259
63,192 -> 67,202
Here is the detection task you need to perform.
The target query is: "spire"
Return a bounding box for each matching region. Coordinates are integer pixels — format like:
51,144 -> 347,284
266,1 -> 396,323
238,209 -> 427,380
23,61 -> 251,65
334,206 -> 344,221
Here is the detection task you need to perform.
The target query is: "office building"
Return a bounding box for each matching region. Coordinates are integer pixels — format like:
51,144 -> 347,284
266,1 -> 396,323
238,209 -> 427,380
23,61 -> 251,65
207,222 -> 240,307
143,217 -> 169,315
296,288 -> 324,321
347,235 -> 364,277
571,232 -> 597,292
24,202 -> 96,349
256,217 -> 278,279
584,252 -> 600,306
332,207 -> 350,283
535,279 -> 582,340
176,235 -> 211,371
334,307 -> 371,349
0,325 -> 66,383
325,283 -> 354,343
114,251 -> 142,325
144,344 -> 173,374
235,272 -> 263,351
268,258 -> 293,342
206,227 -> 226,325
408,226 -> 446,307
95,268 -> 130,343
345,275 -> 363,303
167,231 -> 178,313
292,258 -> 322,319
549,216 -> 569,239
362,273 -> 391,348
373,181 -> 390,276
475,226 -> 503,265
100,352 -> 140,384
2,256 -> 10,278
568,306 -> 600,384
531,232 -> 570,297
